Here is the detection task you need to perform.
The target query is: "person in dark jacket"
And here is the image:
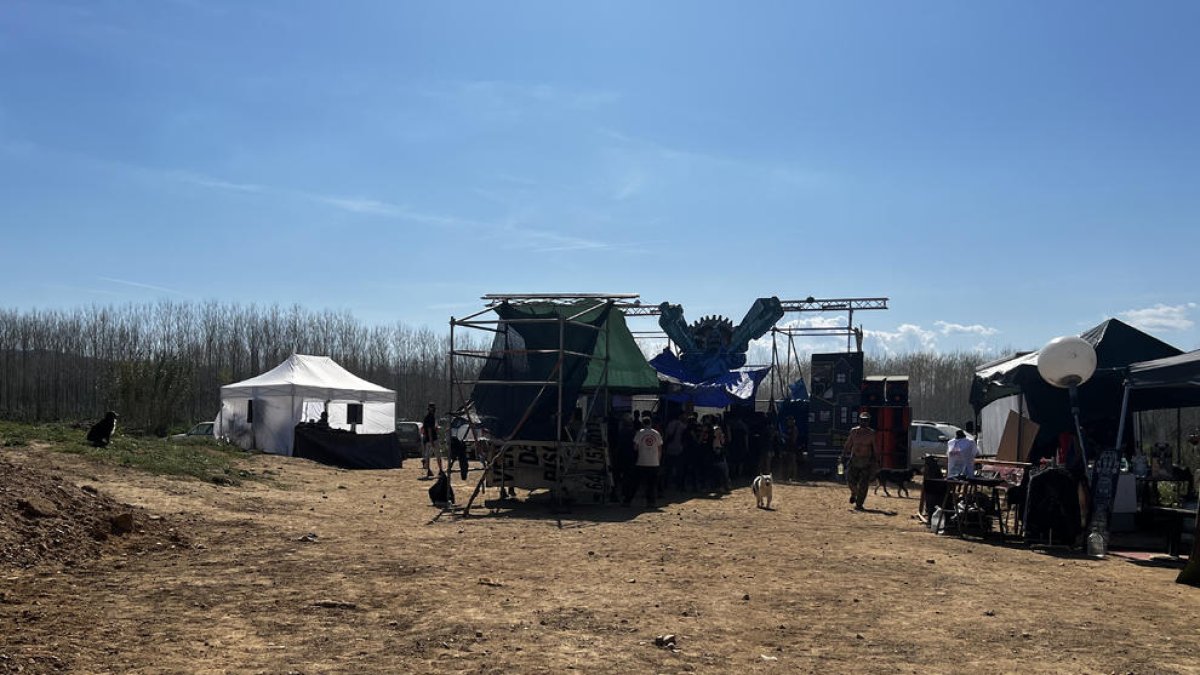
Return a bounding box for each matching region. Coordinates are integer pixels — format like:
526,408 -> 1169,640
421,403 -> 442,479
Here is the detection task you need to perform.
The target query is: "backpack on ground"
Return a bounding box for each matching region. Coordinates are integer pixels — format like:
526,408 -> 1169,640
428,472 -> 455,505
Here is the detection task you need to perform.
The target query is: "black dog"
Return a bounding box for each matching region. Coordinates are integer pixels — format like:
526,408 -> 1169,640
86,411 -> 118,448
874,468 -> 917,497
428,471 -> 455,506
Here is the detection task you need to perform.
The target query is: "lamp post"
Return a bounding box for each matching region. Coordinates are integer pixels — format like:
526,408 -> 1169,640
1037,336 -> 1098,463
1037,336 -> 1102,554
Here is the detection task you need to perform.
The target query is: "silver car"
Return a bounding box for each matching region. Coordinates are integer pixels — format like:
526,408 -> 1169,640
909,421 -> 973,468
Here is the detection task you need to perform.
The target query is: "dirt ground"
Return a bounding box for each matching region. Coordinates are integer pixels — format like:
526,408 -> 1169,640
2,446 -> 1199,674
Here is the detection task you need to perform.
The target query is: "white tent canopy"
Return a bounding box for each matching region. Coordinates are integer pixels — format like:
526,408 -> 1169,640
216,354 -> 396,456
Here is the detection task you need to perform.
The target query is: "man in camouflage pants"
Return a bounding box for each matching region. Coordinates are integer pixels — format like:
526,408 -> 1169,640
842,411 -> 878,511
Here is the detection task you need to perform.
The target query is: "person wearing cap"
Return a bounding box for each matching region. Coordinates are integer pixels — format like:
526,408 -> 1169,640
841,411 -> 878,511
421,402 -> 443,479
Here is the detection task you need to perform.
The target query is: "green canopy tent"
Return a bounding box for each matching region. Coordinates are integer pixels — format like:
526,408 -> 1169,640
583,306 -> 661,394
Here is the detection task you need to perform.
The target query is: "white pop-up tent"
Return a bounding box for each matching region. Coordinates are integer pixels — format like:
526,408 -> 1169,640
216,354 -> 396,455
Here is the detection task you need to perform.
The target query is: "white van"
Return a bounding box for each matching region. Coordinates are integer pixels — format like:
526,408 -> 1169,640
909,421 -> 973,468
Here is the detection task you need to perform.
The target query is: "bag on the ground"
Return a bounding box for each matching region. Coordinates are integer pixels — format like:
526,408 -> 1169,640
428,472 -> 455,505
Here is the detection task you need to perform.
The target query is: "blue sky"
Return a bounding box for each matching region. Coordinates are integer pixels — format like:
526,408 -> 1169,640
2,0 -> 1197,356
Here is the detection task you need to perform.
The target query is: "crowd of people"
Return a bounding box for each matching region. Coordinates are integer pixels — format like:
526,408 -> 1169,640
608,408 -> 808,508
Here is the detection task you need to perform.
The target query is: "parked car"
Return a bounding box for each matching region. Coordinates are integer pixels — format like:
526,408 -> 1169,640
909,421 -> 974,468
396,421 -> 423,458
449,415 -> 497,460
170,421 -> 214,440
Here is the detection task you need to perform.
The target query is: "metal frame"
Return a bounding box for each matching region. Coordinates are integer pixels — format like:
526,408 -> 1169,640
451,293 -> 630,516
766,297 -> 888,401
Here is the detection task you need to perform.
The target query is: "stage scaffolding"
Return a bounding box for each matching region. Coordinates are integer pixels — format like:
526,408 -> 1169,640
449,293 -> 637,515
766,297 -> 889,403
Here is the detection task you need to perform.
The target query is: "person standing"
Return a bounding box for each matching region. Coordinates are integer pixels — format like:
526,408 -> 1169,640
841,411 -> 878,511
624,417 -> 663,508
777,416 -> 801,483
421,402 -> 442,479
610,412 -> 637,502
727,412 -> 750,479
946,429 -> 979,479
661,410 -> 687,493
448,435 -> 470,481
710,417 -> 731,494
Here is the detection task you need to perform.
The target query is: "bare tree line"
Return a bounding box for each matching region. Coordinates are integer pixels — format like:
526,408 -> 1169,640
0,302 -> 482,434
0,299 -> 1105,439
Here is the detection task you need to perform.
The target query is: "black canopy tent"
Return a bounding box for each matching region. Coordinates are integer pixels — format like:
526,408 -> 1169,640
1117,349 -> 1200,586
971,319 -> 1182,455
1127,350 -> 1200,412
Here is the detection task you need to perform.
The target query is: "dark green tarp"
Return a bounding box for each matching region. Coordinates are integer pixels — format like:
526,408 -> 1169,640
471,302 -> 658,441
585,307 -> 661,393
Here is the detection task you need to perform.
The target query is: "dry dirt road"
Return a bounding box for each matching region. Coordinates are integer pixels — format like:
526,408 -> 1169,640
2,446 -> 1198,674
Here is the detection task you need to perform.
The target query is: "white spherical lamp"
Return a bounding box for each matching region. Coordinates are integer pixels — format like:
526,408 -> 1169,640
1037,336 -> 1097,388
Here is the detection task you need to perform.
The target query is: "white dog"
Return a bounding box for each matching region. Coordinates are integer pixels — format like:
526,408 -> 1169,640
752,474 -> 774,509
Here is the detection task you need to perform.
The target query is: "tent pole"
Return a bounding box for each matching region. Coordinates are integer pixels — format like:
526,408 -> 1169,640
770,329 -> 780,403
1115,383 -> 1131,464
556,313 -> 565,511
1177,408 -> 1183,466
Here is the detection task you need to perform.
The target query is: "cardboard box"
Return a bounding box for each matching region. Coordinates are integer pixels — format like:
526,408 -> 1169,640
996,410 -> 1039,463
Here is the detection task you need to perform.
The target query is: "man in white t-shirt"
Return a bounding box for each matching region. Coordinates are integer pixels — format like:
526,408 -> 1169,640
946,430 -> 979,479
624,417 -> 663,508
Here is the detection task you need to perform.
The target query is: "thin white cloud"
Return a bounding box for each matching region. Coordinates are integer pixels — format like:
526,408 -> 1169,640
423,80 -> 621,120
98,276 -> 186,296
934,320 -> 999,336
612,169 -> 646,201
171,171 -> 265,193
503,227 -> 610,253
597,128 -> 835,191
866,324 -> 938,354
316,196 -> 407,217
173,169 -> 494,229
1120,303 -> 1197,332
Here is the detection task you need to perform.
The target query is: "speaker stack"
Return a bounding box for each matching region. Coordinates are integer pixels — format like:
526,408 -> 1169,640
886,377 -> 910,406
860,377 -> 913,469
807,351 -> 864,474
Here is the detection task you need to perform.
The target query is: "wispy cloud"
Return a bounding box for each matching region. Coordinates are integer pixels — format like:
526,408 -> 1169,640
597,128 -> 836,193
315,196 -> 406,217
423,80 -> 621,120
171,171 -> 265,193
171,169 -> 495,229
934,320 -> 999,336
1120,303 -> 1197,332
497,227 -> 611,253
98,276 -> 186,296
612,169 -> 647,201
866,324 -> 938,354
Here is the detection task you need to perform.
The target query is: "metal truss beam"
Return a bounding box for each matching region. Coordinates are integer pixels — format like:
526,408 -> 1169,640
778,297 -> 888,313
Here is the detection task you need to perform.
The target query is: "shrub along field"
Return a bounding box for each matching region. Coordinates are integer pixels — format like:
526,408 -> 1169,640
0,421 -> 256,485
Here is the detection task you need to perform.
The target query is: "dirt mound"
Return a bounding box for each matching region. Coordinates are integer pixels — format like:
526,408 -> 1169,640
0,454 -> 185,570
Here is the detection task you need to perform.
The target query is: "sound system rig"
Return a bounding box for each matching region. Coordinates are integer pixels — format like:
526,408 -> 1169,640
858,376 -> 911,469
807,351 -> 863,474
807,358 -> 916,473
